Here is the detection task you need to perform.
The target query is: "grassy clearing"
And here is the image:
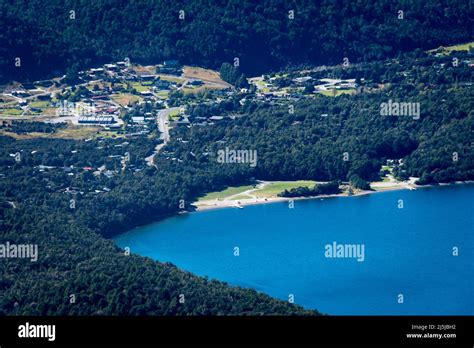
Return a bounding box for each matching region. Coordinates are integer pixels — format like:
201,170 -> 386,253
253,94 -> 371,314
427,41 -> 474,54
0,131 -> 47,139
183,66 -> 231,91
182,85 -> 223,95
318,89 -> 356,97
155,90 -> 169,99
198,180 -> 319,201
255,80 -> 271,93
0,124 -> 104,140
229,194 -> 254,201
40,107 -> 58,116
49,125 -> 102,139
198,185 -> 254,201
131,82 -> 150,93
53,125 -> 125,140
156,75 -> 183,83
132,65 -> 156,75
183,66 -> 229,85
0,108 -> 23,115
252,181 -> 317,197
168,109 -> 181,119
111,93 -> 142,106
29,101 -> 51,108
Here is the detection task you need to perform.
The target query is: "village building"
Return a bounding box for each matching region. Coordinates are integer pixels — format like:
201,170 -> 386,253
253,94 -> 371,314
78,115 -> 114,125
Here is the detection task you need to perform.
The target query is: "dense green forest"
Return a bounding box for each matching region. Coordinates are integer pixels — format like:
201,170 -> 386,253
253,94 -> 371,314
1,0 -> 473,81
170,54 -> 473,187
0,134 -> 316,315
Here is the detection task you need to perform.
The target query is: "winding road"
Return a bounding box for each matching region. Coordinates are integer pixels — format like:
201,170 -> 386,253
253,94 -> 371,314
145,106 -> 180,166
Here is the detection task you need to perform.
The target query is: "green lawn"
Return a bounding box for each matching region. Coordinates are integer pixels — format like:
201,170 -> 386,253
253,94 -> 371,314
155,90 -> 169,99
318,89 -> 356,97
198,185 -> 254,201
168,108 -> 181,120
252,181 -> 317,197
198,180 -> 320,201
427,41 -> 474,55
0,108 -> 23,115
29,101 -> 51,108
157,75 -> 183,83
255,80 -> 271,93
131,82 -> 150,92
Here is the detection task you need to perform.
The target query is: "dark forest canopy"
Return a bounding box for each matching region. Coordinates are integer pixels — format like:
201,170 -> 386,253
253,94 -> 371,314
0,135 -> 317,315
168,52 -> 474,186
1,0 -> 473,81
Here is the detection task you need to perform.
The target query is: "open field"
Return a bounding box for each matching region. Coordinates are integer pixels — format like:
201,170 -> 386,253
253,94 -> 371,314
317,89 -> 356,97
251,180 -> 317,197
29,101 -> 52,108
182,85 -> 222,94
427,41 -> 474,54
111,93 -> 143,106
197,185 -> 254,201
0,108 -> 23,116
255,80 -> 271,93
156,75 -> 183,83
0,101 -> 18,107
0,125 -> 120,140
155,90 -> 169,99
198,180 -> 318,203
183,66 -> 231,86
39,107 -> 58,116
131,82 -> 150,93
133,65 -> 156,74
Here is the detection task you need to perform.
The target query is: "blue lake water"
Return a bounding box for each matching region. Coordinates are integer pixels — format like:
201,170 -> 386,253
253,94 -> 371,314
115,184 -> 474,315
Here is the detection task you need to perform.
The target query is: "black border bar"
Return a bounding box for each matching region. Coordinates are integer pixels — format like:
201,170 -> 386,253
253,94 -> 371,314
0,316 -> 473,346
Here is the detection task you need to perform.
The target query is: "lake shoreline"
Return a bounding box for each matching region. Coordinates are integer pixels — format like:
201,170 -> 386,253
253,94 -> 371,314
116,183 -> 474,315
193,180 -> 474,212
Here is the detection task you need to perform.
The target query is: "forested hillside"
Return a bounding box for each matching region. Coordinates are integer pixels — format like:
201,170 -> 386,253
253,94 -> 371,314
1,0 -> 473,81
1,50 -> 472,315
0,134 -> 316,315
169,52 -> 474,187
0,0 -> 473,317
